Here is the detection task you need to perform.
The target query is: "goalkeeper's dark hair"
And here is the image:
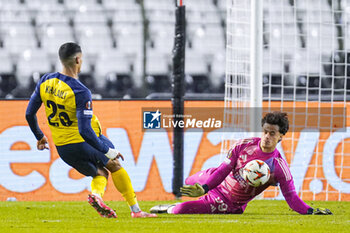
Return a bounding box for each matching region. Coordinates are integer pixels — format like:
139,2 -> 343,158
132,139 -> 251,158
261,112 -> 289,135
58,42 -> 82,66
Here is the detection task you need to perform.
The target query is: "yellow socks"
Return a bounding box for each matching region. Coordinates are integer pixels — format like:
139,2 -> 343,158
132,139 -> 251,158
91,169 -> 141,212
111,168 -> 141,212
91,175 -> 107,198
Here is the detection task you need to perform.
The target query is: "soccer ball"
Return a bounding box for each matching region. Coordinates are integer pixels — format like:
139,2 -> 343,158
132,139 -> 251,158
242,160 -> 270,187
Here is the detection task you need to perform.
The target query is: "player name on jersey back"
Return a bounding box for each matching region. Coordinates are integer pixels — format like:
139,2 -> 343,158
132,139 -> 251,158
45,85 -> 67,100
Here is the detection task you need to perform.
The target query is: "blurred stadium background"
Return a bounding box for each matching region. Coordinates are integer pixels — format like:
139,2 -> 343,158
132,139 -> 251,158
1,0 -> 349,100
0,0 -> 349,202
0,0 -> 226,99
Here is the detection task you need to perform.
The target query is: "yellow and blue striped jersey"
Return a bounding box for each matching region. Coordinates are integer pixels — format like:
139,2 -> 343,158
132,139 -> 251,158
29,72 -> 101,146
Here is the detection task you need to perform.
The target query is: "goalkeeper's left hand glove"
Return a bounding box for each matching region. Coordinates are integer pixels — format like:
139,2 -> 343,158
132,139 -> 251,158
180,183 -> 206,197
308,208 -> 333,215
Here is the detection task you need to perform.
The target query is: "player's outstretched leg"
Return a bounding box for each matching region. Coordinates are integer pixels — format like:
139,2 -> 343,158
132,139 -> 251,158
170,200 -> 210,214
88,194 -> 117,218
150,204 -> 176,214
150,200 -> 209,214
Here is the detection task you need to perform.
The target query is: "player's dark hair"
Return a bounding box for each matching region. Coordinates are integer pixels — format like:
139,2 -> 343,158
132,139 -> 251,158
58,42 -> 82,66
261,112 -> 289,135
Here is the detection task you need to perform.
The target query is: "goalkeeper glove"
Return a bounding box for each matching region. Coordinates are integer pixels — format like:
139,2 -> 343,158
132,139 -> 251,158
105,148 -> 124,161
180,183 -> 206,197
308,208 -> 333,215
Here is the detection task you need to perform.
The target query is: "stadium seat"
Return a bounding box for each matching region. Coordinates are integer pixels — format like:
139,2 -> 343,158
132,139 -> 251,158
263,2 -> 298,51
185,74 -> 212,93
102,0 -> 140,11
262,50 -> 295,95
188,24 -> 225,54
293,1 -> 335,54
148,22 -> 174,53
16,49 -> 52,88
295,74 -> 322,96
76,23 -> 113,54
78,73 -> 95,90
95,50 -> 136,89
0,46 -> 16,99
78,73 -> 103,98
216,74 -> 225,93
104,73 -> 134,98
216,0 -> 226,12
186,9 -> 216,24
25,0 -> 65,11
0,0 -> 21,9
185,52 -> 210,75
36,9 -> 70,25
0,73 -> 18,98
0,48 -> 16,98
211,53 -> 225,87
146,52 -> 171,75
305,23 -> 337,54
301,6 -> 335,52
74,10 -> 108,24
39,23 -> 75,54
289,50 -> 325,75
263,0 -> 292,11
145,8 -> 175,24
113,9 -> 142,23
296,0 -> 331,11
64,0 -> 102,10
323,51 -> 349,93
144,0 -> 173,11
263,51 -> 285,75
186,0 -> 217,12
0,49 -> 13,74
112,22 -> 143,54
26,71 -> 42,95
263,74 -> 284,95
264,22 -> 299,56
1,23 -> 37,53
0,7 -> 31,24
145,74 -> 171,93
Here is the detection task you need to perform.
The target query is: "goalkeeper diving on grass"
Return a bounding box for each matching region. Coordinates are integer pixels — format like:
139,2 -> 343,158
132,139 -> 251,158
151,112 -> 332,215
25,42 -> 156,218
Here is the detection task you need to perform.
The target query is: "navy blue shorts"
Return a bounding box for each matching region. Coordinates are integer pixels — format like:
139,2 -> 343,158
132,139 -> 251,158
56,135 -> 113,177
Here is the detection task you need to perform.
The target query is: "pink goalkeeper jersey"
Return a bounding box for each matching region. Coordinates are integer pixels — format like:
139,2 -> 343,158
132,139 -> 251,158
205,137 -> 311,214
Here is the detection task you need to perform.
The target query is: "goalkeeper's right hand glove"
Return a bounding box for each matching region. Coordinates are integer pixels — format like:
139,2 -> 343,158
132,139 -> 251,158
308,208 -> 333,215
105,148 -> 124,161
180,183 -> 205,197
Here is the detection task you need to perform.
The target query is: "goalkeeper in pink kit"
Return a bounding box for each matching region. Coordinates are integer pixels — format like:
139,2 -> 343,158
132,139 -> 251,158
151,112 -> 332,215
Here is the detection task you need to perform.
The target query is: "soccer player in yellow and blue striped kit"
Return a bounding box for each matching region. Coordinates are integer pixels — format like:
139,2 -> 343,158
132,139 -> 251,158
25,42 -> 157,218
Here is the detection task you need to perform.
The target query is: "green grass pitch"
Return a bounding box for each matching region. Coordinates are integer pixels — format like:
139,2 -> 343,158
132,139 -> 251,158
0,200 -> 348,233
